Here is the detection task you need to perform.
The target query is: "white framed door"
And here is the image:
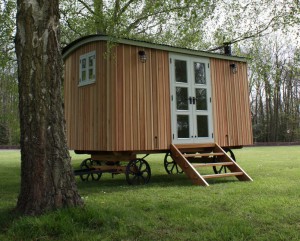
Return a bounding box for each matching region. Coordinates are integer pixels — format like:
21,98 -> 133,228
170,54 -> 214,144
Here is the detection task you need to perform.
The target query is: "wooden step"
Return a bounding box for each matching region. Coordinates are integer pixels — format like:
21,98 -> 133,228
184,152 -> 224,158
170,143 -> 253,186
175,143 -> 215,150
202,172 -> 244,179
192,162 -> 234,168
170,144 -> 209,186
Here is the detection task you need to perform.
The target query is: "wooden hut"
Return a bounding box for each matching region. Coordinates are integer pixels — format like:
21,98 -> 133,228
63,35 -> 253,186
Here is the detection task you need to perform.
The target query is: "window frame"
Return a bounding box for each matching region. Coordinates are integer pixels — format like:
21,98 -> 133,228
79,51 -> 96,86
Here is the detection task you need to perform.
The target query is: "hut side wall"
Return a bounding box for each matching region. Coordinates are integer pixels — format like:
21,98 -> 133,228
64,41 -> 108,151
210,59 -> 253,147
64,40 -> 252,151
108,44 -> 171,151
64,42 -> 171,151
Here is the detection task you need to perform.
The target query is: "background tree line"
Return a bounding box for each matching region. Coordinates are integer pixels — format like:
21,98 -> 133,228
0,0 -> 18,145
1,0 -> 299,145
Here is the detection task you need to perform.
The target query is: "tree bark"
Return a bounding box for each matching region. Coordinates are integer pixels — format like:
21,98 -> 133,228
15,0 -> 83,215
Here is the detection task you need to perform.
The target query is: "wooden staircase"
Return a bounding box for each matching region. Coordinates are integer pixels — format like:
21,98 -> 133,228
170,143 -> 253,186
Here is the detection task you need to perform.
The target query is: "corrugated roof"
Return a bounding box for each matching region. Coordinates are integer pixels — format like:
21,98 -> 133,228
62,34 -> 247,62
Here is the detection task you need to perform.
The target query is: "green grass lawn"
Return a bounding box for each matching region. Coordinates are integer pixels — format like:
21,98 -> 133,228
0,146 -> 299,241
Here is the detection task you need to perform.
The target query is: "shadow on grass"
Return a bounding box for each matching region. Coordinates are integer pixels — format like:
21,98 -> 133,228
76,172 -> 242,195
0,208 -> 21,235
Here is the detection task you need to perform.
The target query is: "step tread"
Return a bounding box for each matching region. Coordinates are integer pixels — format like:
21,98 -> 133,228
192,162 -> 234,167
202,172 -> 244,179
184,152 -> 224,157
175,143 -> 215,149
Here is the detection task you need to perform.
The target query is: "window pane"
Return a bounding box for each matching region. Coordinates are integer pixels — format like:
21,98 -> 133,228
194,62 -> 206,84
177,115 -> 190,138
196,88 -> 207,110
82,58 -> 86,69
176,87 -> 189,110
175,60 -> 187,83
89,68 -> 94,80
89,55 -> 94,67
197,115 -> 209,137
82,70 -> 86,81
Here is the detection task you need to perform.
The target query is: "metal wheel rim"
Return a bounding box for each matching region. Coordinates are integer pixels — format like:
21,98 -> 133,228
79,158 -> 102,181
126,159 -> 151,185
164,152 -> 183,174
212,148 -> 236,174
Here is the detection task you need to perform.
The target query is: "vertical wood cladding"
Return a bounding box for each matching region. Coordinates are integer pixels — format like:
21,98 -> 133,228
64,40 -> 252,152
210,59 -> 253,147
64,41 -> 108,151
64,42 -> 171,151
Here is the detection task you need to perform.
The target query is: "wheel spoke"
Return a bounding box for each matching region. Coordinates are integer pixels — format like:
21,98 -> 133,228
140,175 -> 146,183
85,173 -> 91,181
213,148 -> 236,174
139,163 -> 147,172
164,152 -> 182,174
126,159 -> 151,185
79,158 -> 102,182
170,164 -> 176,173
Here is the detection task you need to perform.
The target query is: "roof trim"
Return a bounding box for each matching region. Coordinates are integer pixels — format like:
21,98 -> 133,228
62,35 -> 247,62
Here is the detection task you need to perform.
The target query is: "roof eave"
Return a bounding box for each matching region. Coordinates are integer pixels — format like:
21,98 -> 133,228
62,35 -> 247,62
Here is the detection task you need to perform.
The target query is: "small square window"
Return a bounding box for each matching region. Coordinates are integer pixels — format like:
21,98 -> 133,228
79,51 -> 96,86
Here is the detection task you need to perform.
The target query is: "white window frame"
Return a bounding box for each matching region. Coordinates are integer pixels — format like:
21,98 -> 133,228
79,51 -> 96,86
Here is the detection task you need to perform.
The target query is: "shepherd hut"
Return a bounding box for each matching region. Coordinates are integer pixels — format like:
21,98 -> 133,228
63,35 -> 253,186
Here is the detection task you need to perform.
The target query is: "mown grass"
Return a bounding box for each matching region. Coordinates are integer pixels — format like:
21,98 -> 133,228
0,146 -> 299,241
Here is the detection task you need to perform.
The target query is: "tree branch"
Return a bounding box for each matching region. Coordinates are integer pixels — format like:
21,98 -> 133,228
77,0 -> 95,14
126,4 -> 191,32
207,16 -> 278,52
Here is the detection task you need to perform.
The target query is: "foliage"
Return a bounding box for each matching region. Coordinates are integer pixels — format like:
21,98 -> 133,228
205,0 -> 300,51
0,148 -> 299,240
0,122 -> 9,145
0,0 -> 300,144
203,0 -> 300,142
59,0 -> 216,48
242,36 -> 300,142
0,0 -> 19,145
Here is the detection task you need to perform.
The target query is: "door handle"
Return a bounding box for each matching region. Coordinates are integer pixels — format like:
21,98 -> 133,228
188,97 -> 196,104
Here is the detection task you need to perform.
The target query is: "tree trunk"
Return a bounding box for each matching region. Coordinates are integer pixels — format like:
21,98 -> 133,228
15,0 -> 83,216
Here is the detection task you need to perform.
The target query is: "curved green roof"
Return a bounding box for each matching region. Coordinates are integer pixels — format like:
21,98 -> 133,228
62,35 -> 247,62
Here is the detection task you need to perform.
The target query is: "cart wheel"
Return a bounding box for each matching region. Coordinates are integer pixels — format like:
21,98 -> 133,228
213,148 -> 236,174
126,159 -> 151,185
79,158 -> 102,181
164,152 -> 183,174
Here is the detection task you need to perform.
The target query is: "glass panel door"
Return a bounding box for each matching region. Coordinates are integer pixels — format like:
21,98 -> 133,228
172,58 -> 193,143
193,60 -> 212,141
170,55 -> 213,144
